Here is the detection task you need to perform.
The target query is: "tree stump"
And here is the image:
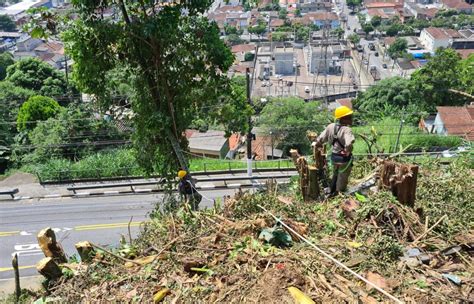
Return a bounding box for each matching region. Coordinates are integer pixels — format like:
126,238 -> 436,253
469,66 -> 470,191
37,228 -> 67,263
36,257 -> 63,280
308,166 -> 320,199
379,160 -> 418,206
75,241 -> 95,263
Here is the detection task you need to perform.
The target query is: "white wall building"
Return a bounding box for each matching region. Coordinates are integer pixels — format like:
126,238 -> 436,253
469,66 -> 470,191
419,27 -> 460,52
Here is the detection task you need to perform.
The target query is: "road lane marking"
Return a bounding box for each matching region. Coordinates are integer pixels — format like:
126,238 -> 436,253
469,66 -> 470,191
0,231 -> 20,237
0,265 -> 36,272
74,221 -> 143,231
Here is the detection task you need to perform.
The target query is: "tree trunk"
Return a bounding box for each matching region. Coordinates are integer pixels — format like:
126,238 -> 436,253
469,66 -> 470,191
379,160 -> 418,206
75,241 -> 95,263
36,257 -> 62,280
37,228 -> 67,263
308,166 -> 320,199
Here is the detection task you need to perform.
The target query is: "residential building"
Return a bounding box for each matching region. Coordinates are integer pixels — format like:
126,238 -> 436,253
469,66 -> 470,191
419,27 -> 461,52
299,1 -> 332,13
270,18 -> 285,31
231,44 -> 256,62
187,130 -> 230,159
440,0 -> 472,14
16,36 -> 42,52
403,2 -> 438,20
274,47 -> 295,75
298,12 -> 340,29
432,105 -> 474,140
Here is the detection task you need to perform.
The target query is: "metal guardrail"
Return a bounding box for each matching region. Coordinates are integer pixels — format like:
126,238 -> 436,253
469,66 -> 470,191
66,173 -> 298,193
37,159 -> 295,185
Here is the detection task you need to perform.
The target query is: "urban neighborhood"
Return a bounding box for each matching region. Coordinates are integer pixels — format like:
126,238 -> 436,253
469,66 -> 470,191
0,0 -> 472,302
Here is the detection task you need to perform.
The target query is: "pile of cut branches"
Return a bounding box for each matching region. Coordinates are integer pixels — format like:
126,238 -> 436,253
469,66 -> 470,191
37,158 -> 473,303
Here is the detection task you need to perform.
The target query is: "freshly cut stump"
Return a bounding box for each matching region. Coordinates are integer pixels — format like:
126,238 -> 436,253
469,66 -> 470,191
37,257 -> 62,280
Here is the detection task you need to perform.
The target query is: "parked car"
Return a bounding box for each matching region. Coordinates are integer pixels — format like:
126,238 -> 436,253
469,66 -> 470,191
368,43 -> 375,51
374,52 -> 379,57
304,86 -> 310,93
382,63 -> 387,69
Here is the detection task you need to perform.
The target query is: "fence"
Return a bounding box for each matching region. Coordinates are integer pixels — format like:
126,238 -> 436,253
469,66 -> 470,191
37,159 -> 295,184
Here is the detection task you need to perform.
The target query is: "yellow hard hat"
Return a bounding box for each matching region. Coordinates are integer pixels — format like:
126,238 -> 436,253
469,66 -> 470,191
334,106 -> 353,120
177,170 -> 187,179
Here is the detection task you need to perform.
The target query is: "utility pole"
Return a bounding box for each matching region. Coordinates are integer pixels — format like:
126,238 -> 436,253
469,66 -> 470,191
246,67 -> 253,176
394,109 -> 405,153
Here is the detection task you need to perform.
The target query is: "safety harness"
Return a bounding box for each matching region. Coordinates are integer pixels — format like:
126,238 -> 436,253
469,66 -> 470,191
330,123 -> 352,174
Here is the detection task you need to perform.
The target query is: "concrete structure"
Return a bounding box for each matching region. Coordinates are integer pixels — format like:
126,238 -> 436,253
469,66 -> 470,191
0,0 -> 50,20
419,27 -> 461,52
274,47 -> 295,75
308,45 -> 344,74
403,2 -> 439,20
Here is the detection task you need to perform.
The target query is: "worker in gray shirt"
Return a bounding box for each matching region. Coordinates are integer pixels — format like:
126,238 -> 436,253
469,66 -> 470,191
313,106 -> 355,196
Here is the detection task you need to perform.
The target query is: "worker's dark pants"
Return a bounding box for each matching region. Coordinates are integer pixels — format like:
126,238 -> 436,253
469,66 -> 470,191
330,156 -> 353,194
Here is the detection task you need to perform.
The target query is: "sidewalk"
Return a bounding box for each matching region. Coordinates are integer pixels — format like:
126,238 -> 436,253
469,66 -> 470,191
0,275 -> 42,297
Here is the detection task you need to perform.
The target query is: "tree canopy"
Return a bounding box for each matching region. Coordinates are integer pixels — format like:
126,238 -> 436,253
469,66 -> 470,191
58,1 -> 234,175
0,15 -> 16,32
258,98 -> 330,155
16,95 -> 62,132
6,57 -> 68,96
0,52 -> 14,80
387,37 -> 408,59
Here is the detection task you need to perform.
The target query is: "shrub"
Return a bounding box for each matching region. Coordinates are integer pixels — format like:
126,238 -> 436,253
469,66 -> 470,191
16,95 -> 61,131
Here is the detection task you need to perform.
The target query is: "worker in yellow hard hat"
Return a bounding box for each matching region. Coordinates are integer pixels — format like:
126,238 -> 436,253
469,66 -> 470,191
312,106 -> 355,197
177,169 -> 202,210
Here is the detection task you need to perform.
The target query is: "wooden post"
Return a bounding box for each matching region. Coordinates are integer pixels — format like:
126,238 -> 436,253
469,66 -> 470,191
75,241 -> 95,263
36,257 -> 63,280
37,228 -> 67,263
12,253 -> 21,301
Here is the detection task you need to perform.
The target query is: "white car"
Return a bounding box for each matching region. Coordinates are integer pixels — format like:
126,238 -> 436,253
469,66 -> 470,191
304,86 -> 311,93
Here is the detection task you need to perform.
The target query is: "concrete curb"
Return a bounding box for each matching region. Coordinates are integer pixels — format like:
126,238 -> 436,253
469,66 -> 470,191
3,180 -> 291,202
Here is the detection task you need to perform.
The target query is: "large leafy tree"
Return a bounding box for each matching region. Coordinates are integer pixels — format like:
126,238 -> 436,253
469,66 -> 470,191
411,48 -> 466,109
0,52 -> 14,80
0,82 -> 35,167
17,103 -> 126,164
6,58 -> 68,96
387,37 -> 408,59
258,98 -> 330,155
354,77 -> 423,123
58,1 -> 233,175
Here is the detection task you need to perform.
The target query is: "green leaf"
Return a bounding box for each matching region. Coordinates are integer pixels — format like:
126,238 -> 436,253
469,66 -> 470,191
355,192 -> 368,203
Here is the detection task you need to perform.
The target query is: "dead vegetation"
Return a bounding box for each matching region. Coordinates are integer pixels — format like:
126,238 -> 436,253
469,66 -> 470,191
34,157 -> 473,303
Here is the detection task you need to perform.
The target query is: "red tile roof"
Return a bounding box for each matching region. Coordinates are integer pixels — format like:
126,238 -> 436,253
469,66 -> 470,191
442,0 -> 472,9
216,5 -> 244,12
270,19 -> 285,27
366,2 -> 397,8
228,133 -> 241,150
231,44 -> 256,53
304,12 -> 338,21
437,105 -> 474,140
424,27 -> 461,40
456,49 -> 474,59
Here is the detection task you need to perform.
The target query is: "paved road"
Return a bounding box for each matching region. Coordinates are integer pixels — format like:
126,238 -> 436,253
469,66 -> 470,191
0,189 -> 243,281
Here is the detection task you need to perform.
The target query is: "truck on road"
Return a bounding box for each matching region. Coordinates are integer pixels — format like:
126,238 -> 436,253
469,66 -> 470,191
369,65 -> 380,81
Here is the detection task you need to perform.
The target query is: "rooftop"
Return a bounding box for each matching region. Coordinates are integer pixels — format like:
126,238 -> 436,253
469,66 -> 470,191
231,44 -> 256,53
423,27 -> 461,40
437,105 -> 474,140
188,130 -> 228,152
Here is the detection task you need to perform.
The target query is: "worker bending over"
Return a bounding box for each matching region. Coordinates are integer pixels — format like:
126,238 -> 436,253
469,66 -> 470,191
177,170 -> 202,210
313,106 -> 355,196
